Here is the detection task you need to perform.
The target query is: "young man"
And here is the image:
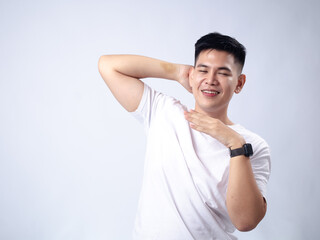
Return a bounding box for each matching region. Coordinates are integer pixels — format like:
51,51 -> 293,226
98,32 -> 271,240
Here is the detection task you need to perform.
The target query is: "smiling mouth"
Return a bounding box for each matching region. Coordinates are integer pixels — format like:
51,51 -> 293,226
201,90 -> 220,96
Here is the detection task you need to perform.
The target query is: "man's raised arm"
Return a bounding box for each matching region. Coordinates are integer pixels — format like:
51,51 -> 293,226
98,55 -> 192,112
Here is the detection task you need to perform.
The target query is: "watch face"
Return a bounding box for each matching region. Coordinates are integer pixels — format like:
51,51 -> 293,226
244,144 -> 253,157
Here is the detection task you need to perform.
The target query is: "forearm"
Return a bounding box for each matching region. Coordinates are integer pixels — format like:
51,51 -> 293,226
99,54 -> 180,81
226,155 -> 266,231
98,54 -> 191,112
183,92 -> 267,231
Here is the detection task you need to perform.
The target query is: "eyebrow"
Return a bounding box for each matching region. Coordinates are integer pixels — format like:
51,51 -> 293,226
196,64 -> 209,68
217,67 -> 232,72
196,64 -> 232,72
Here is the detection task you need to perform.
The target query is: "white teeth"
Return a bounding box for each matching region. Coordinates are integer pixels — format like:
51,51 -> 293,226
202,90 -> 219,94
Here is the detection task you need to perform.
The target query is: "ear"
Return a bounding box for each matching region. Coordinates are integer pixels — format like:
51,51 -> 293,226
234,74 -> 246,94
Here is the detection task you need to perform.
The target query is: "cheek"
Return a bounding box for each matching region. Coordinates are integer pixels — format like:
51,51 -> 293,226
225,79 -> 237,89
189,76 -> 197,89
190,79 -> 200,95
191,75 -> 203,88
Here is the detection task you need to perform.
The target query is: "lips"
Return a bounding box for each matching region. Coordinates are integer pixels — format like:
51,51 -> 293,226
201,89 -> 220,97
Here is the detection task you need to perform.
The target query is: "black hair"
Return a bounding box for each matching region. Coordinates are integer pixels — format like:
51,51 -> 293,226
194,32 -> 246,71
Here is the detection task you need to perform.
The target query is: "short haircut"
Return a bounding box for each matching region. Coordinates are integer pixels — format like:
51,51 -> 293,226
194,32 -> 246,71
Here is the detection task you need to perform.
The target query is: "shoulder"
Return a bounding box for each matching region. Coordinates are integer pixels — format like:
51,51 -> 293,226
230,124 -> 270,158
231,125 -> 268,145
132,83 -> 187,127
144,84 -> 186,112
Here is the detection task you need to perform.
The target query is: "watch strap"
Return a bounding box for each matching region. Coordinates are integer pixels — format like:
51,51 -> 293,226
230,147 -> 245,157
230,143 -> 253,158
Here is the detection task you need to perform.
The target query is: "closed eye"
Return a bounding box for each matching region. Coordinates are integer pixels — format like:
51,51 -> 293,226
196,64 -> 209,73
218,72 -> 230,76
217,67 -> 232,76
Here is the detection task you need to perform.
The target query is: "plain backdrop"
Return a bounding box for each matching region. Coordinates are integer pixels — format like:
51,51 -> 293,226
1,0 -> 320,239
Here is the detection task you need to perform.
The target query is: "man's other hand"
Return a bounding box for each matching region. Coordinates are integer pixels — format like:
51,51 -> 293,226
177,65 -> 193,93
184,110 -> 245,149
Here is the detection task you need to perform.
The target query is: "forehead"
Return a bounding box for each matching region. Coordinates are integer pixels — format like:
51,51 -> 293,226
196,49 -> 237,68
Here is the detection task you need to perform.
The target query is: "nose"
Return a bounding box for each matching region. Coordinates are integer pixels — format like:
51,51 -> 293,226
205,72 -> 219,86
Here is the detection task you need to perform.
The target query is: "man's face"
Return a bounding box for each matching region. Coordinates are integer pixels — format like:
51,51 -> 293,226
189,49 -> 245,117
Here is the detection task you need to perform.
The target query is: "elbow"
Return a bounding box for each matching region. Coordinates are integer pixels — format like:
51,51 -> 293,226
98,55 -> 106,74
98,55 -> 113,81
230,206 -> 266,232
234,220 -> 258,232
232,208 -> 266,232
228,197 -> 267,232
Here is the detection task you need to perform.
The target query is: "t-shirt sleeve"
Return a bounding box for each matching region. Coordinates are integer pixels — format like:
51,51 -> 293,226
250,140 -> 271,199
130,83 -> 164,131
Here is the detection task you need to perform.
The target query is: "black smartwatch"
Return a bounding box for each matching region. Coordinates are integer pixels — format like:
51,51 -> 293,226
230,143 -> 253,158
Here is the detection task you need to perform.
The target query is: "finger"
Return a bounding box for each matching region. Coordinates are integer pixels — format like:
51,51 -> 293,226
189,110 -> 208,120
185,110 -> 201,119
184,112 -> 202,125
189,109 -> 198,114
185,111 -> 218,130
189,122 -> 207,133
191,118 -> 209,129
184,111 -> 196,120
186,112 -> 210,126
185,114 -> 197,124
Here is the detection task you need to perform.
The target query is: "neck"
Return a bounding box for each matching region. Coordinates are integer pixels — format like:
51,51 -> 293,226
194,105 -> 234,125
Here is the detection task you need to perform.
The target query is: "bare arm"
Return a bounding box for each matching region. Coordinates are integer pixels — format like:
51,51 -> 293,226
227,151 -> 267,231
98,55 -> 192,112
184,111 -> 267,231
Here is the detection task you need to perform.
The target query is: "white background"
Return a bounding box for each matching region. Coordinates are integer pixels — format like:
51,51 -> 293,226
1,0 -> 319,239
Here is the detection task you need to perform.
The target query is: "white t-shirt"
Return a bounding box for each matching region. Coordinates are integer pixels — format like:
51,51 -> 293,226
131,84 -> 271,240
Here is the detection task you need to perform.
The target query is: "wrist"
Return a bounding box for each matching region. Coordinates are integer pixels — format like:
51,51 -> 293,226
163,61 -> 181,81
230,143 -> 253,158
176,64 -> 186,82
228,137 -> 246,150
